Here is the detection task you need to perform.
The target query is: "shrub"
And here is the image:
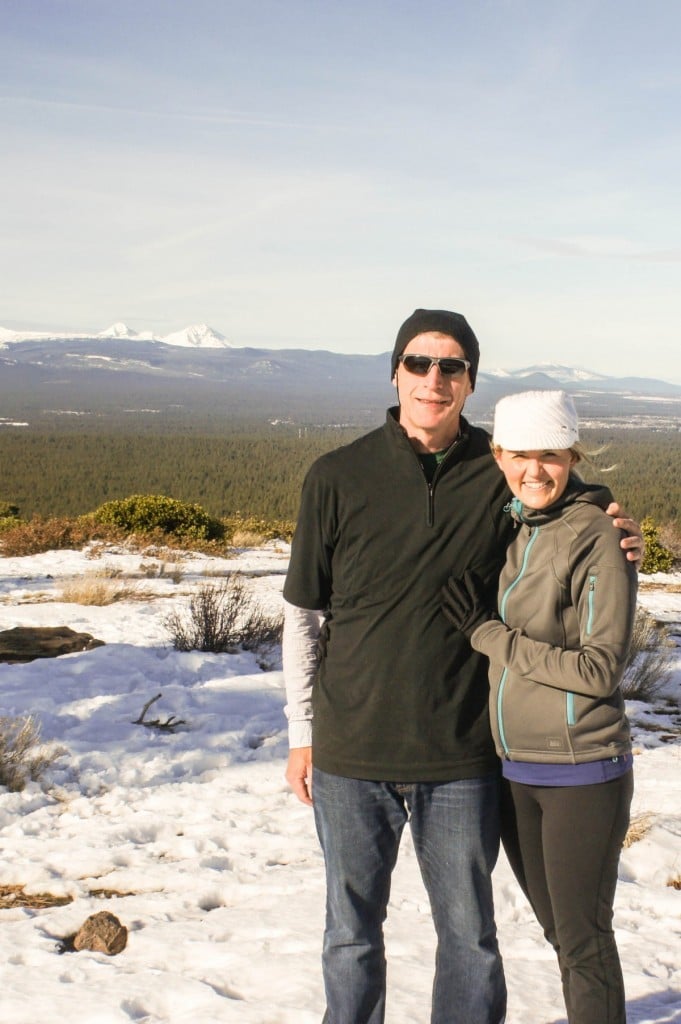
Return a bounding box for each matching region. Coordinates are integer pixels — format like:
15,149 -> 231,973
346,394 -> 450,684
639,517 -> 675,575
239,603 -> 285,653
91,495 -> 224,543
164,574 -> 283,656
0,516 -> 120,557
658,520 -> 681,564
0,501 -> 21,534
0,715 -> 62,792
221,514 -> 295,544
621,606 -> 675,701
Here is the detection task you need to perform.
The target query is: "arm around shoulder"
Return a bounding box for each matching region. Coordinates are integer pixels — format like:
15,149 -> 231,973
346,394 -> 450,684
605,501 -> 644,566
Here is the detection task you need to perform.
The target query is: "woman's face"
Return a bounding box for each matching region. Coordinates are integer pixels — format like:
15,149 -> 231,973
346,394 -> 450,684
494,447 -> 576,510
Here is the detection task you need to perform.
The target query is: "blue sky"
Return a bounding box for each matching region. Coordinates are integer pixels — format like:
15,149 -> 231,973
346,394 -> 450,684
2,0 -> 680,381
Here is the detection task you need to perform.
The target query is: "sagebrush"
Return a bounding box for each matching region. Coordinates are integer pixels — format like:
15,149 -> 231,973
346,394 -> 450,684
621,606 -> 674,701
0,715 -> 62,792
164,574 -> 283,655
0,496 -> 297,557
0,515 -> 122,557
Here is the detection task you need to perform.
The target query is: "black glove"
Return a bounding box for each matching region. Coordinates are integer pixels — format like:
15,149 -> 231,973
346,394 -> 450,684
441,570 -> 494,639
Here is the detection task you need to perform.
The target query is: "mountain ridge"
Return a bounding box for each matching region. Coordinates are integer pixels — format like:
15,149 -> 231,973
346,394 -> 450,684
0,330 -> 679,430
2,324 -> 679,391
0,322 -> 231,349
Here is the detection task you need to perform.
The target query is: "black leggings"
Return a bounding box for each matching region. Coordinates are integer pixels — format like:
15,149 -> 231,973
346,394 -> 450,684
501,772 -> 633,1024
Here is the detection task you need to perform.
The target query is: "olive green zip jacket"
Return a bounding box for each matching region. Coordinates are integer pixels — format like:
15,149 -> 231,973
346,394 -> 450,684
470,481 -> 637,765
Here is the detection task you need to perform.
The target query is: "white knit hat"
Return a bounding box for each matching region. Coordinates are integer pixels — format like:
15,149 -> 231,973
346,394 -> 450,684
492,390 -> 579,450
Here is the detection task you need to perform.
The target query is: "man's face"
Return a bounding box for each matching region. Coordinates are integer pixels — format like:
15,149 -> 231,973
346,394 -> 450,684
393,331 -> 473,451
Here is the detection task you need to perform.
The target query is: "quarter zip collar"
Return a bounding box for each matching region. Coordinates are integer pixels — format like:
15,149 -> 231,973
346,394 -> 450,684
386,407 -> 471,527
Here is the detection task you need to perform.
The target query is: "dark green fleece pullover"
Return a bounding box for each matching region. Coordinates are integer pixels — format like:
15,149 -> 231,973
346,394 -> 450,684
283,408 -> 513,782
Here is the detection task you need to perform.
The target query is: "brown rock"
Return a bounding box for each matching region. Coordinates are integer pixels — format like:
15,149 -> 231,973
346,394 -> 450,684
0,626 -> 105,664
73,911 -> 128,955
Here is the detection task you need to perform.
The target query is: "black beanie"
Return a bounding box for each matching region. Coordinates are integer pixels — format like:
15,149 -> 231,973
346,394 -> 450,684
391,308 -> 480,389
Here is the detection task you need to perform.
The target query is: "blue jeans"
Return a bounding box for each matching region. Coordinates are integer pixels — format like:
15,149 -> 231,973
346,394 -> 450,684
312,767 -> 506,1024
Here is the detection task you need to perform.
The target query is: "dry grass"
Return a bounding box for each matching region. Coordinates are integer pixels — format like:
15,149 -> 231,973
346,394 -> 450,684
60,578 -> 135,606
59,574 -> 161,606
623,812 -> 655,848
139,561 -> 184,582
88,887 -> 138,899
638,581 -> 681,593
0,883 -> 142,909
230,529 -> 268,548
0,884 -> 73,910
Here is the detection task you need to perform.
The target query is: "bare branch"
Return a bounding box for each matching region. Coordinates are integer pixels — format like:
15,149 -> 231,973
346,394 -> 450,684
132,694 -> 186,732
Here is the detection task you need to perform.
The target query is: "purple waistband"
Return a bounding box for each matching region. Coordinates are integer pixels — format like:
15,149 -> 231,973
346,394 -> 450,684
502,754 -> 633,787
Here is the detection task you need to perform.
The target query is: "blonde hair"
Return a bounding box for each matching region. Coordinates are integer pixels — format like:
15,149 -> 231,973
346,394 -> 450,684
569,442 -> 616,476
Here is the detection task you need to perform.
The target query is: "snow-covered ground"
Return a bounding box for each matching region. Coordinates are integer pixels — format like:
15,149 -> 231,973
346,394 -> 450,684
0,542 -> 679,1024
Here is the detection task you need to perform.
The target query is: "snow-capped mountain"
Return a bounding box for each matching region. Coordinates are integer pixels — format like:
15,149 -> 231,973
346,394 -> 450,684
0,323 -> 230,350
0,326 -> 86,344
483,363 -> 607,384
160,324 -> 231,349
98,322 -> 134,339
0,323 -> 679,431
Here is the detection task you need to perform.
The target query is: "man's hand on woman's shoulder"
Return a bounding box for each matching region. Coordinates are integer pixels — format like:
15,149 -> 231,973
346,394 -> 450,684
606,502 -> 644,566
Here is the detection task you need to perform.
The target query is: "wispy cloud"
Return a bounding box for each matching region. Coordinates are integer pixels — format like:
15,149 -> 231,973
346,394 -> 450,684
515,235 -> 681,263
1,0 -> 680,381
0,94 -> 316,131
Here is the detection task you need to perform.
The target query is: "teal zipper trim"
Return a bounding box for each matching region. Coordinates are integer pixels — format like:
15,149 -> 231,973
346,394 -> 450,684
567,575 -> 597,727
499,527 -> 540,623
586,575 -> 597,635
566,692 -> 575,726
496,527 -> 539,755
497,668 -> 510,755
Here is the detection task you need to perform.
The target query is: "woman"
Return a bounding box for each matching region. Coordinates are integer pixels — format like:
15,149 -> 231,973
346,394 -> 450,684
442,389 -> 636,1024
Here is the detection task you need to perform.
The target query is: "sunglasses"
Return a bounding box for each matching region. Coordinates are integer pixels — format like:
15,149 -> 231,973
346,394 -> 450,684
398,354 -> 470,378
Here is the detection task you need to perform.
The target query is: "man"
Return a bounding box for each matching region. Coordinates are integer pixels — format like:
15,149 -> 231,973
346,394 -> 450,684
283,309 -> 641,1024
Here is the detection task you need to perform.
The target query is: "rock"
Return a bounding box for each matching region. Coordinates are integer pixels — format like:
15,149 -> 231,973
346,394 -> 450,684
0,626 -> 105,664
73,911 -> 128,955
